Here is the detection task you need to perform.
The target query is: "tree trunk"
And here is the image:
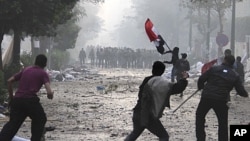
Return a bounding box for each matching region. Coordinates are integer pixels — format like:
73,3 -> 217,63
0,32 -> 4,71
206,6 -> 211,60
188,9 -> 193,51
12,29 -> 21,64
218,9 -> 223,34
31,36 -> 40,60
230,0 -> 236,55
39,37 -> 49,54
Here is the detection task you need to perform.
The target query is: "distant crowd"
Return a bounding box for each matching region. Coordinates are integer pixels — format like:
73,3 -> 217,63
79,46 -> 168,69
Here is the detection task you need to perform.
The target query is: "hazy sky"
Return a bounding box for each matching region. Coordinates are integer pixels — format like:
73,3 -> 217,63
77,0 -> 185,50
84,0 -> 133,47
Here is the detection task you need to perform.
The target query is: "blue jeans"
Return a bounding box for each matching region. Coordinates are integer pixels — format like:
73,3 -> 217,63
171,67 -> 177,82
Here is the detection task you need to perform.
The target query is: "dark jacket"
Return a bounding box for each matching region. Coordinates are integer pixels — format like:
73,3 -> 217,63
198,63 -> 248,102
133,76 -> 154,112
164,49 -> 179,67
235,61 -> 245,83
175,59 -> 190,74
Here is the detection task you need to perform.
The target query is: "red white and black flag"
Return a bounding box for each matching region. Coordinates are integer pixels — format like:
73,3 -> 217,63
145,18 -> 170,54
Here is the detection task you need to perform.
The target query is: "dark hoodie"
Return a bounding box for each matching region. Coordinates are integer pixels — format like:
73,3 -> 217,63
164,47 -> 179,67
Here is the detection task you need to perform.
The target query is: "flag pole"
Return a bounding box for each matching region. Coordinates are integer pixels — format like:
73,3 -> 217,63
172,90 -> 200,113
158,35 -> 171,52
163,40 -> 171,51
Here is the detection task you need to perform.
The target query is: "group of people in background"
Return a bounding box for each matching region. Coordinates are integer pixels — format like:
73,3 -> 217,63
79,47 -> 168,69
79,46 -> 191,90
79,48 -> 87,66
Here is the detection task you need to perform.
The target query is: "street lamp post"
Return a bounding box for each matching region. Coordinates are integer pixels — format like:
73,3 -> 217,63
230,0 -> 236,55
48,37 -> 53,70
246,35 -> 250,60
206,6 -> 211,60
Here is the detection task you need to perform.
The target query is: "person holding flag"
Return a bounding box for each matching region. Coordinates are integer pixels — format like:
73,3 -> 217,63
163,47 -> 180,82
145,18 -> 181,82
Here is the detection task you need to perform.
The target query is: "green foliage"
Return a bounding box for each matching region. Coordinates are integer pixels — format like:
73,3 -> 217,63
0,0 -> 80,37
53,19 -> 81,51
1,0 -> 80,78
49,49 -> 70,70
